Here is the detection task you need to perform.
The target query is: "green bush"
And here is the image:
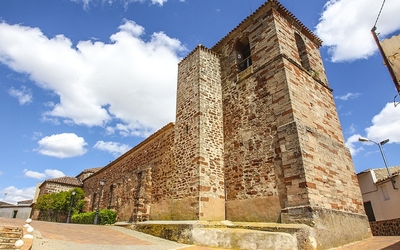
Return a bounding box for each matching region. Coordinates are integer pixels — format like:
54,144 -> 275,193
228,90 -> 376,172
72,211 -> 95,224
35,188 -> 85,222
71,209 -> 117,225
98,209 -> 117,225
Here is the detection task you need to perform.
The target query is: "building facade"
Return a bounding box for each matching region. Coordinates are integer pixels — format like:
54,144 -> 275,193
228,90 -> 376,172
78,0 -> 370,248
38,176 -> 83,197
358,166 -> 400,235
0,200 -> 33,220
358,166 -> 400,222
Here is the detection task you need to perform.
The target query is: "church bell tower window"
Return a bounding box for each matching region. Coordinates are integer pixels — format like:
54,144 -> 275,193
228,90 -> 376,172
235,37 -> 252,72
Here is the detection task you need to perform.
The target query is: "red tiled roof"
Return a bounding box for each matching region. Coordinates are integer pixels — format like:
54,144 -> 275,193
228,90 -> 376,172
45,176 -> 83,186
17,199 -> 33,205
374,166 -> 400,182
82,167 -> 103,173
0,201 -> 14,207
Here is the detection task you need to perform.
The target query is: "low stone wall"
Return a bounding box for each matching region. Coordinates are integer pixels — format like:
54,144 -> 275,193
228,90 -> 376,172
370,218 -> 400,236
127,221 -> 317,250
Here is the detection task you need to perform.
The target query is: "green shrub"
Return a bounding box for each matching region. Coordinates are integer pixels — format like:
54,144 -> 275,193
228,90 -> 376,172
98,209 -> 117,225
71,209 -> 117,225
72,211 -> 95,224
35,188 -> 85,223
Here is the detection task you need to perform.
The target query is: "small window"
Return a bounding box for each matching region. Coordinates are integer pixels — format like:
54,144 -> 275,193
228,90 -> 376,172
381,185 -> 390,201
235,37 -> 252,72
295,33 -> 311,71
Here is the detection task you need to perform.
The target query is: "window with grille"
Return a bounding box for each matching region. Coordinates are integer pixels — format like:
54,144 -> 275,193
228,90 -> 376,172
235,37 -> 252,72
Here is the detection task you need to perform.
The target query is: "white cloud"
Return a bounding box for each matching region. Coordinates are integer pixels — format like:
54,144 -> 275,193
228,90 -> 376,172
347,103 -> 400,156
345,134 -> 364,156
23,168 -> 65,180
70,0 -> 168,10
316,0 -> 400,62
0,20 -> 185,137
32,132 -> 43,140
1,186 -> 37,204
44,169 -> 66,178
23,169 -> 46,179
8,86 -> 32,105
0,171 -> 3,176
345,123 -> 356,134
94,140 -> 131,157
365,102 -> 400,143
35,133 -> 88,158
335,92 -> 361,101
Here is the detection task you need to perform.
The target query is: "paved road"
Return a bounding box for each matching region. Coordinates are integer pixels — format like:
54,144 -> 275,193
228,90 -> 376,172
2,217 -> 400,249
0,218 -> 224,250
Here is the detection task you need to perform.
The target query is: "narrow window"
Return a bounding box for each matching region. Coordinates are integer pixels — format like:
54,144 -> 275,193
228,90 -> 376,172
295,33 -> 311,71
108,185 -> 114,209
235,37 -> 252,72
92,193 -> 97,211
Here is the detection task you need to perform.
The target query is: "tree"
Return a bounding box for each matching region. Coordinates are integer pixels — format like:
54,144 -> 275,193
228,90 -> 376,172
35,188 -> 85,222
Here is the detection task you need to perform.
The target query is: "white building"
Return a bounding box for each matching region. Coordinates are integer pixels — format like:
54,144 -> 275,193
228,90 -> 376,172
357,166 -> 400,222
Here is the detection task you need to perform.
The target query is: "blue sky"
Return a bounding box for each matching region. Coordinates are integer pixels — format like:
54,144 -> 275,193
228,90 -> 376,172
1,0 -> 400,204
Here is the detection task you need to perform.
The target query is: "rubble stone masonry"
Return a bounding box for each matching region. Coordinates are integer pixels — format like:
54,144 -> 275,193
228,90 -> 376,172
80,0 -> 371,248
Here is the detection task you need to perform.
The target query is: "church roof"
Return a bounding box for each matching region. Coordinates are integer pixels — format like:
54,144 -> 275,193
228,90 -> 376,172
81,167 -> 103,173
43,176 -> 83,187
76,167 -> 103,178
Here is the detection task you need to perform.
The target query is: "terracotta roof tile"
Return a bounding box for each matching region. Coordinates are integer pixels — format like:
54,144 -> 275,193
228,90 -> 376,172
17,199 -> 33,205
45,176 -> 83,186
374,166 -> 400,182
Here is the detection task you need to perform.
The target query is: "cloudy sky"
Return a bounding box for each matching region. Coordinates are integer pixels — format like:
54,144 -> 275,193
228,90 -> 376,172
1,0 -> 400,204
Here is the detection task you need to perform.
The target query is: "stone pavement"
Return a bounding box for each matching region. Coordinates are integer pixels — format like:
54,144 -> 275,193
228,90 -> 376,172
1,217 -> 400,249
0,217 -> 228,250
331,236 -> 400,250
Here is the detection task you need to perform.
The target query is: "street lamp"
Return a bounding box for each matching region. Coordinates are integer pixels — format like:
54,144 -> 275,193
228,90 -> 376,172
67,190 -> 76,223
94,179 -> 106,225
358,137 -> 398,189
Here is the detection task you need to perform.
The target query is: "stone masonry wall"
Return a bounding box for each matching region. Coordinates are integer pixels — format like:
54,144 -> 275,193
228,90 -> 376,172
211,0 -> 366,226
39,183 -> 74,196
213,7 -> 291,222
83,123 -> 175,222
370,218 -> 400,236
173,47 -> 203,220
173,46 -> 225,220
274,7 -> 364,214
197,46 -> 225,220
79,1 -> 371,248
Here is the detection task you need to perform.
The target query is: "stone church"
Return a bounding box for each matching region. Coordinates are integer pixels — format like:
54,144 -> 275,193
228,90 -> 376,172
65,0 -> 370,248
